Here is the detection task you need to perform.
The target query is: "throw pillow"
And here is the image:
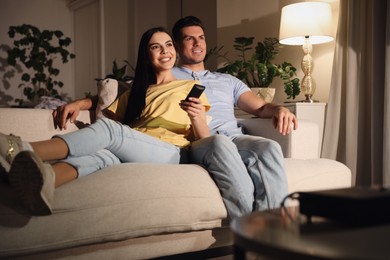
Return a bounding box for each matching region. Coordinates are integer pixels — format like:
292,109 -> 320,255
96,78 -> 131,122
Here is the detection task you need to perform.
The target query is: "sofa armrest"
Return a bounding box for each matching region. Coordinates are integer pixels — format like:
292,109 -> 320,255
0,108 -> 93,142
238,118 -> 320,159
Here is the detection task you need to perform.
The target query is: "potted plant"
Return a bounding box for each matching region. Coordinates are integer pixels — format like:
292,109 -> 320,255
210,37 -> 300,101
100,60 -> 134,82
6,24 -> 76,106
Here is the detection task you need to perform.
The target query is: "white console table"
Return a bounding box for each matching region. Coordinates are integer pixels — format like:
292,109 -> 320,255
283,102 -> 326,156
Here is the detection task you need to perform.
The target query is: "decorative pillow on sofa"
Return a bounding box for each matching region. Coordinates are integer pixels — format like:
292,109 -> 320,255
96,78 -> 131,122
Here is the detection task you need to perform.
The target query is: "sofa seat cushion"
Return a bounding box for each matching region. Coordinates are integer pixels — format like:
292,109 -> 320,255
0,163 -> 227,257
285,158 -> 352,193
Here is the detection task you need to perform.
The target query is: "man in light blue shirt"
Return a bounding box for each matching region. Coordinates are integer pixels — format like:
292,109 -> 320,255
173,66 -> 248,136
172,16 -> 298,218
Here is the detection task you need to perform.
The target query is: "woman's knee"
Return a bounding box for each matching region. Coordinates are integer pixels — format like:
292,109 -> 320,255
96,117 -> 119,130
94,118 -> 129,139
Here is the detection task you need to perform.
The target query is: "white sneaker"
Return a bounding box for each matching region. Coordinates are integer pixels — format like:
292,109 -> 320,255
0,133 -> 23,183
9,151 -> 55,215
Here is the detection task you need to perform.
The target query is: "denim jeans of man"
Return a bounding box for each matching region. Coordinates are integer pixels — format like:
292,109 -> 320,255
57,118 -> 183,177
190,134 -> 288,219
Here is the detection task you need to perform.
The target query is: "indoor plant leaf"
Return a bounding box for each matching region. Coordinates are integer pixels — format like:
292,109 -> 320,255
6,24 -> 76,105
214,36 -> 300,100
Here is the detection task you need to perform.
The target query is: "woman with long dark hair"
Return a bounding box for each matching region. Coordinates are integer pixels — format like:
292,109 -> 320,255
0,27 -> 210,215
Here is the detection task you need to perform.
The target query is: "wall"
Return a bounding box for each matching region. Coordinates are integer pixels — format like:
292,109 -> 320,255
126,0 -> 217,73
0,0 -> 74,106
68,0 -> 216,99
69,0 -> 131,98
70,0 -> 101,98
127,0 -> 169,72
217,0 -> 339,104
0,0 -> 338,105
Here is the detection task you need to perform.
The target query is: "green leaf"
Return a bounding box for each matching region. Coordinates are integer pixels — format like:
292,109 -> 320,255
51,68 -> 60,76
34,72 -> 46,82
21,73 -> 30,82
54,30 -> 64,38
23,87 -> 35,101
41,30 -> 53,41
6,50 -> 17,65
8,28 -> 15,38
46,82 -> 54,90
60,37 -> 71,46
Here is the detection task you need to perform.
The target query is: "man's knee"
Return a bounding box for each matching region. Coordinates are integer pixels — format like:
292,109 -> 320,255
252,138 -> 283,156
266,139 -> 283,154
207,134 -> 235,152
193,134 -> 233,150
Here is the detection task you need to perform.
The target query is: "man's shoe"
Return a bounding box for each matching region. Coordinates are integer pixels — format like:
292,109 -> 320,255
0,133 -> 23,183
9,151 -> 55,216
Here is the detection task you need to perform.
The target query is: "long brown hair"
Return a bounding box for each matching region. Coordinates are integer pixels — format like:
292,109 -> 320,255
123,27 -> 172,125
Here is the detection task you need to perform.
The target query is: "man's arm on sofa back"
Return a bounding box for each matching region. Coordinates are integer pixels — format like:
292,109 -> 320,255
238,118 -> 320,159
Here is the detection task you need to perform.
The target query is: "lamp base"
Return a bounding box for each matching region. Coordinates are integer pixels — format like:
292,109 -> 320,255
301,94 -> 318,103
301,99 -> 319,103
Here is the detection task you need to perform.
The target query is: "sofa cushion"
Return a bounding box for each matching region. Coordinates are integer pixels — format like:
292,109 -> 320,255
0,163 -> 227,257
285,158 -> 351,193
96,78 -> 131,122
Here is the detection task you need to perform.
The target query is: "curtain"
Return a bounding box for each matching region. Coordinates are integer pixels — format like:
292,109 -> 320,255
322,0 -> 390,187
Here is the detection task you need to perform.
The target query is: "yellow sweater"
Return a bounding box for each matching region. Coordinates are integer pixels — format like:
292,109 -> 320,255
132,80 -> 210,147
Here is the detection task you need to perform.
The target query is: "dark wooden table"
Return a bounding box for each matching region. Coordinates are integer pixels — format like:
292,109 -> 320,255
231,207 -> 390,259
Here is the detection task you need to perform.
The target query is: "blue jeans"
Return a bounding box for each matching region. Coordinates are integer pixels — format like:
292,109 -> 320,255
190,134 -> 288,219
57,118 -> 185,177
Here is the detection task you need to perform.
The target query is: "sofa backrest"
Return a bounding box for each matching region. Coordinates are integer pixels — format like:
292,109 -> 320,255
0,108 -> 320,159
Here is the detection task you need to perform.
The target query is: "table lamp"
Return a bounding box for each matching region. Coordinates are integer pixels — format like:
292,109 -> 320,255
279,2 -> 333,102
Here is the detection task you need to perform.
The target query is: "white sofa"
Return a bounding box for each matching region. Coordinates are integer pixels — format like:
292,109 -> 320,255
0,108 -> 351,259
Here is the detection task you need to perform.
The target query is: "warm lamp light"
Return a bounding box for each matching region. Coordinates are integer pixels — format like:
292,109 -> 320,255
279,2 -> 333,102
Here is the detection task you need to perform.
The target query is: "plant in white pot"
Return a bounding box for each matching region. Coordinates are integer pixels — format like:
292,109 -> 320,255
210,37 -> 300,101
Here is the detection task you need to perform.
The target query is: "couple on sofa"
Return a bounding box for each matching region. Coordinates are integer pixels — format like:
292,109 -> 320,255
0,16 -> 297,219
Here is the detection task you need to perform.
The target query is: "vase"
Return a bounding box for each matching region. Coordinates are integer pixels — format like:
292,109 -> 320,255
251,87 -> 275,103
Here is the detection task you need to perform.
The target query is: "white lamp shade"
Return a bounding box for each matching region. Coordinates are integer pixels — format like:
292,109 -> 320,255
279,2 -> 333,45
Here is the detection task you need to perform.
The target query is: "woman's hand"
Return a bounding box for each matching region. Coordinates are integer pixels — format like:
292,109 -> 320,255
53,98 -> 93,130
180,97 -> 210,139
53,103 -> 81,130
